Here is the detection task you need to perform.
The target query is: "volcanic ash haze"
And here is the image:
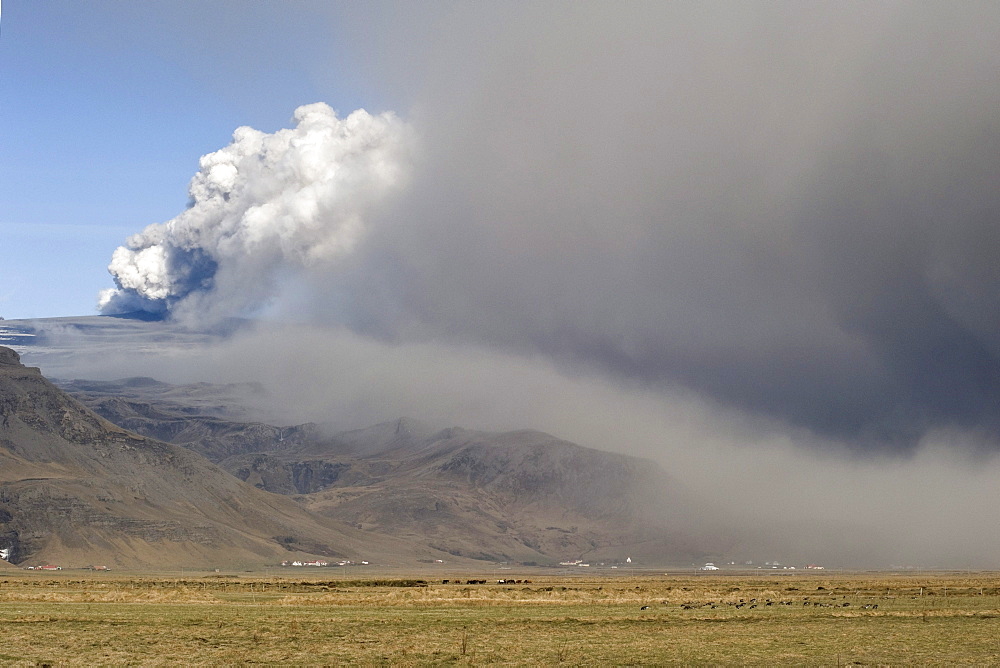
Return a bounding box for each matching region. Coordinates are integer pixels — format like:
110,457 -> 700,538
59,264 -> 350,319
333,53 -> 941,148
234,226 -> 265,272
88,2 -> 1000,568
99,4 -> 1000,455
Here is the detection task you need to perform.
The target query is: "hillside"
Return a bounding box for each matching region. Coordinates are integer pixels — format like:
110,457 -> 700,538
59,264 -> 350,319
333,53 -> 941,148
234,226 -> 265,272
264,422 -> 718,564
65,378 -> 723,565
0,347 -> 445,569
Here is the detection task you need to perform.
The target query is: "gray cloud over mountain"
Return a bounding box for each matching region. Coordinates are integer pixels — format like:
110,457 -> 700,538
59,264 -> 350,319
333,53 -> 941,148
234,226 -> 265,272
102,2 -> 1000,453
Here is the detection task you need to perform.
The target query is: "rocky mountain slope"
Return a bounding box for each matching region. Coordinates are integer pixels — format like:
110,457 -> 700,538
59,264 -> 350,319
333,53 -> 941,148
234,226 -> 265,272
51,377 -> 312,462
265,421 -> 716,564
66,380 -> 723,565
0,347 -> 445,569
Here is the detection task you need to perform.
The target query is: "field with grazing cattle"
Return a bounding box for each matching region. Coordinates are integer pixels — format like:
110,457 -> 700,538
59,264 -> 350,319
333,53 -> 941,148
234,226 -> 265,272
1,570 -> 1000,665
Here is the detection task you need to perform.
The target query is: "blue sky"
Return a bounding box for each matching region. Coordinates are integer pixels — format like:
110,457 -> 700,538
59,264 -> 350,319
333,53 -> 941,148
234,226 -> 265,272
1,0 -> 381,318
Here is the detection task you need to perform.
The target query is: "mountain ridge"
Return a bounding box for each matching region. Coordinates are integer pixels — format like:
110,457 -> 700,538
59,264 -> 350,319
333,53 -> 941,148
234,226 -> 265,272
62,377 -> 722,565
0,346 -> 450,568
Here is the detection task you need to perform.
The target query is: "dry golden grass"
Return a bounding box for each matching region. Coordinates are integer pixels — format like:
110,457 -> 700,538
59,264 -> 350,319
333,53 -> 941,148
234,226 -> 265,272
0,571 -> 999,665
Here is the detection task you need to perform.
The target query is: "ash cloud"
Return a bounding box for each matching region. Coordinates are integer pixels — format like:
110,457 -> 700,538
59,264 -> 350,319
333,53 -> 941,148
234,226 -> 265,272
329,2 -> 1000,454
101,3 -> 1000,454
100,103 -> 412,323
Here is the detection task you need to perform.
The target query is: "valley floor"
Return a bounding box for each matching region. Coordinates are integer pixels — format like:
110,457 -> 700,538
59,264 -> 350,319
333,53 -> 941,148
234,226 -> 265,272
0,571 -> 999,665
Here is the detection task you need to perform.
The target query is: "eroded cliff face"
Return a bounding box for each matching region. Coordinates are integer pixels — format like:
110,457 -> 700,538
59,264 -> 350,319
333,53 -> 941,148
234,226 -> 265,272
0,349 -> 193,563
0,346 -> 437,568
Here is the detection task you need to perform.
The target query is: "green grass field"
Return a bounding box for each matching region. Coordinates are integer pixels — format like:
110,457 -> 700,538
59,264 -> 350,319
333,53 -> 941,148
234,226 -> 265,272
2,571 -> 1000,665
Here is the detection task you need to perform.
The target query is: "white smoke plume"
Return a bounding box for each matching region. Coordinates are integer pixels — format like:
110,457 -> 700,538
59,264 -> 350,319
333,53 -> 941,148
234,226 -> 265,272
99,103 -> 412,322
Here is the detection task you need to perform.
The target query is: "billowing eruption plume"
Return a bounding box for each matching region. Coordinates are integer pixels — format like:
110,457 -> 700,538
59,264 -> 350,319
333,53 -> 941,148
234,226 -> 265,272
99,103 -> 411,322
95,5 -> 1000,456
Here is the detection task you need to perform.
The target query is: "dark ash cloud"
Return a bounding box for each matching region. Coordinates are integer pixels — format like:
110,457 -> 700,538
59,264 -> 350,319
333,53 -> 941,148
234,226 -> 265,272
103,2 -> 1000,454
329,2 -> 1000,453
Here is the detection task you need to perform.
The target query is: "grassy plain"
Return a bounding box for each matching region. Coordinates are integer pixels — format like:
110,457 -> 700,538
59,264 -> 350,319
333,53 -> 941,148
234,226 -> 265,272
1,570 -> 1000,665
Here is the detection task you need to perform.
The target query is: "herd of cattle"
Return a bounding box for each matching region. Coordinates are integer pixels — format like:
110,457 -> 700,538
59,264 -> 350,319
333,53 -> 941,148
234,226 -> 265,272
441,579 -> 533,585
677,598 -> 879,610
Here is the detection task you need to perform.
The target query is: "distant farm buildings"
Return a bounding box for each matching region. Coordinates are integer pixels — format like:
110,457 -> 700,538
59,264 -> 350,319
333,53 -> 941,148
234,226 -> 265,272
280,559 -> 369,567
